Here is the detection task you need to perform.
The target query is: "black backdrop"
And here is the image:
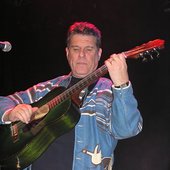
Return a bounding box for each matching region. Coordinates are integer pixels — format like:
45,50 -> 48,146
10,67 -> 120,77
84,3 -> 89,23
0,0 -> 170,170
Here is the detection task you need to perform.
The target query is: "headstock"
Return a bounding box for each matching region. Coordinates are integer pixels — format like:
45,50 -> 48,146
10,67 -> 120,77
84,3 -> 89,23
124,39 -> 165,62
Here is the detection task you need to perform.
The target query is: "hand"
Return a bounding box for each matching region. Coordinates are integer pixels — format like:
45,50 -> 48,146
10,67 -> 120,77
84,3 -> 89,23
4,104 -> 38,124
105,53 -> 129,86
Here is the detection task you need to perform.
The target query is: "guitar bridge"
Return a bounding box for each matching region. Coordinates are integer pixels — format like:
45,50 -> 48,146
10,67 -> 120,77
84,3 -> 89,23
10,123 -> 19,143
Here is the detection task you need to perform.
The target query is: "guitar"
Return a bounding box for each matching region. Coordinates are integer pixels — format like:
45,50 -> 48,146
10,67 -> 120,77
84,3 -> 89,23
0,39 -> 165,169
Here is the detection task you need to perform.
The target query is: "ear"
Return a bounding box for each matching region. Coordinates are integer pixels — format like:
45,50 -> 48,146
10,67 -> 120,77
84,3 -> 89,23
65,47 -> 69,60
98,48 -> 102,61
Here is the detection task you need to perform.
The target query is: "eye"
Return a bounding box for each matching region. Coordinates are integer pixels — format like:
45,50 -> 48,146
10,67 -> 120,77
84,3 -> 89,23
86,48 -> 93,51
73,48 -> 79,51
71,47 -> 80,53
85,47 -> 94,53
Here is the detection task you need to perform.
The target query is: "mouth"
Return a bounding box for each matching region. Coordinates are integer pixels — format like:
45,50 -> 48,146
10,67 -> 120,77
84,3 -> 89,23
77,62 -> 87,65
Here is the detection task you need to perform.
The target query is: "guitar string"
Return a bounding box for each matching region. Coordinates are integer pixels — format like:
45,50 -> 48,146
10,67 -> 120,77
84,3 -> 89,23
13,39 -> 164,130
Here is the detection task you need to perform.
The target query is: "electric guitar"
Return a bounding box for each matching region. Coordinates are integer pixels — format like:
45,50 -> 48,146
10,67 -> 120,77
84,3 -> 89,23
0,39 -> 165,169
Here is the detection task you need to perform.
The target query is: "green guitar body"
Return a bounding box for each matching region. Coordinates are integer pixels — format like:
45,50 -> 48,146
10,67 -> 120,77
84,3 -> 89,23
0,86 -> 80,169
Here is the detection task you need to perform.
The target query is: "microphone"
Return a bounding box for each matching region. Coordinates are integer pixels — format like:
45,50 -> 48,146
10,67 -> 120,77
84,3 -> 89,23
0,41 -> 12,52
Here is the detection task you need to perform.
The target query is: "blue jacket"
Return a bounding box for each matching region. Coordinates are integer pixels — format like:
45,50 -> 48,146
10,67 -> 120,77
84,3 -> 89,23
0,75 -> 143,170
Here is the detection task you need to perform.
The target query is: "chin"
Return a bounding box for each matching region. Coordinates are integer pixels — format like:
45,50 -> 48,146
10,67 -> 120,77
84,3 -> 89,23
74,72 -> 89,78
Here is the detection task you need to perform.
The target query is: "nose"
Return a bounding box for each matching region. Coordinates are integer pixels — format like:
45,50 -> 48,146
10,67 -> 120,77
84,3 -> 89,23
79,49 -> 85,58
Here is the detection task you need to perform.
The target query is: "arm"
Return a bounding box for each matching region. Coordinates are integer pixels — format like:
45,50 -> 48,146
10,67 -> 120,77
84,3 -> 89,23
105,53 -> 143,139
0,78 -> 61,124
111,84 -> 143,139
0,89 -> 39,124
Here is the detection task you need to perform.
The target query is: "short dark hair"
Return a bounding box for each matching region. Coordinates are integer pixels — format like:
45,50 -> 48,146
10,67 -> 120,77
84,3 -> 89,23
67,22 -> 101,48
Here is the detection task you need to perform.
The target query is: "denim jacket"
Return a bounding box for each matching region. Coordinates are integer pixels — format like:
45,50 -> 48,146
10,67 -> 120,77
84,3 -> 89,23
0,75 -> 143,170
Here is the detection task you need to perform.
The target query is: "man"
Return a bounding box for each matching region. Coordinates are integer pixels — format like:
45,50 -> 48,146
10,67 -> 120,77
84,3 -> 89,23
0,22 -> 143,170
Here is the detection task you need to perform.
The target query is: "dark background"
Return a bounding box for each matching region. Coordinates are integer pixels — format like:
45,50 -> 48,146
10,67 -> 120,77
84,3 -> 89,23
0,0 -> 170,169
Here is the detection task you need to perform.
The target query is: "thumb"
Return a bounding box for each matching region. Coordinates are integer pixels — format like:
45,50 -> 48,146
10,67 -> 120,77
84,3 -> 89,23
32,107 -> 38,113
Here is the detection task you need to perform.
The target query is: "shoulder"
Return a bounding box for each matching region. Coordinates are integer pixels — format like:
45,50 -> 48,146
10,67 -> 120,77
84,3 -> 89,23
33,75 -> 70,90
49,75 -> 70,85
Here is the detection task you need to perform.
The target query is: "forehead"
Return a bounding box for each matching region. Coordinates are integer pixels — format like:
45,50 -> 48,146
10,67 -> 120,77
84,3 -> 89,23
69,34 -> 97,46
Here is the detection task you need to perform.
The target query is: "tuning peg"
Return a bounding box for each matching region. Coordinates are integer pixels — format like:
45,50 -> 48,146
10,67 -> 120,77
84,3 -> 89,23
139,53 -> 148,62
152,48 -> 160,58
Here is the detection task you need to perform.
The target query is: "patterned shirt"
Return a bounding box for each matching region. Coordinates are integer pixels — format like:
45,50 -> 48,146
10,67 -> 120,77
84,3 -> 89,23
0,75 -> 143,170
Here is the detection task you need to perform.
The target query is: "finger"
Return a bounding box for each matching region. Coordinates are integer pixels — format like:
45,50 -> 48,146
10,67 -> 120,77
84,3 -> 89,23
105,59 -> 112,67
120,52 -> 127,59
17,105 -> 32,123
15,110 -> 29,123
14,104 -> 33,123
32,107 -> 38,113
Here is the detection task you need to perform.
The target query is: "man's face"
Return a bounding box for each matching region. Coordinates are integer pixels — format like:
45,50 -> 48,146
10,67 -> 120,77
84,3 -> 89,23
66,34 -> 102,78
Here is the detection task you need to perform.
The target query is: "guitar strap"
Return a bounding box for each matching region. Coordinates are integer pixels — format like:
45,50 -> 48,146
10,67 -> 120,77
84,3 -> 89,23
87,80 -> 98,93
68,76 -> 98,103
79,80 -> 98,103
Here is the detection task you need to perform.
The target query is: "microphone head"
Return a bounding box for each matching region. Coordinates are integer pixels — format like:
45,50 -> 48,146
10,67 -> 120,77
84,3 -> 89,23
3,41 -> 12,52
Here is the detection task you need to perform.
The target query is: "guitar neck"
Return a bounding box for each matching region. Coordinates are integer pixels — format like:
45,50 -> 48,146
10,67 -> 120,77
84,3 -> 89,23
47,39 -> 165,107
61,44 -> 147,99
